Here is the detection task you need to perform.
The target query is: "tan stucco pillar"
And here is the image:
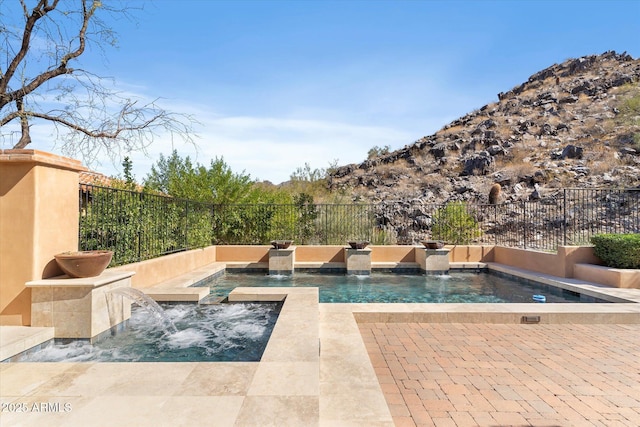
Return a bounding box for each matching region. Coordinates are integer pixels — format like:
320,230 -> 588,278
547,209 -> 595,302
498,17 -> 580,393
0,149 -> 86,325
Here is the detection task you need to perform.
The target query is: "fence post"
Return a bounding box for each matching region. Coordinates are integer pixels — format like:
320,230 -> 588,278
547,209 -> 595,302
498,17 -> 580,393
184,200 -> 189,250
522,200 -> 527,249
563,189 -> 567,247
214,203 -> 216,245
137,191 -> 143,262
324,205 -> 328,245
493,203 -> 498,245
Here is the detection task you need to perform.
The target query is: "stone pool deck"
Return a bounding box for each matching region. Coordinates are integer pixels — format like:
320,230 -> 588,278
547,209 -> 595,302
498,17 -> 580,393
2,264 -> 640,426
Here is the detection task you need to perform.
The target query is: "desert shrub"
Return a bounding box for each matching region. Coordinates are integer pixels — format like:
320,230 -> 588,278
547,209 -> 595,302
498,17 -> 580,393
370,227 -> 397,245
618,89 -> 640,123
368,145 -> 390,159
293,193 -> 318,244
316,204 -> 376,244
614,84 -> 640,151
590,234 -> 640,269
431,202 -> 482,245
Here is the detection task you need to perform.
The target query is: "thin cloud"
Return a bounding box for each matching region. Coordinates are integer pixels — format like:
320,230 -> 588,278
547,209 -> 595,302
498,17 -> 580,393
125,112 -> 415,184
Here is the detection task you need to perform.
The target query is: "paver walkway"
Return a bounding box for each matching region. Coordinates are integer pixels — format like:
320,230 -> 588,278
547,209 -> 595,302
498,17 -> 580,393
359,323 -> 640,427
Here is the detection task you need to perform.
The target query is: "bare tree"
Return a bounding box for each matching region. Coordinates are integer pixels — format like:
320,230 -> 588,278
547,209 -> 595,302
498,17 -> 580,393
0,0 -> 196,164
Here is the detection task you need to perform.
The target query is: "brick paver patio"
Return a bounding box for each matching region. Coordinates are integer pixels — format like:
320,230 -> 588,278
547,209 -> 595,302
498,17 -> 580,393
359,323 -> 640,427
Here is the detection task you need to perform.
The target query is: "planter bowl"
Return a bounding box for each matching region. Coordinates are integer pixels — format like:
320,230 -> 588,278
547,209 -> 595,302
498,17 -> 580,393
271,240 -> 293,250
348,241 -> 370,250
422,240 -> 445,250
54,250 -> 113,278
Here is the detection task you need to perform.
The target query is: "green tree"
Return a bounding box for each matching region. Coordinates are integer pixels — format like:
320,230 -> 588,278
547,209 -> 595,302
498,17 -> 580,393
82,154 -> 217,263
80,181 -> 213,265
144,151 -> 299,244
144,150 -> 259,204
122,157 -> 136,190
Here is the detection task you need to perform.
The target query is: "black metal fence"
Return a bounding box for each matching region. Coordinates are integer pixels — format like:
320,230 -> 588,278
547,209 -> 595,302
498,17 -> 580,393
488,188 -> 640,249
79,185 -> 640,266
210,203 -> 379,246
79,185 -> 216,265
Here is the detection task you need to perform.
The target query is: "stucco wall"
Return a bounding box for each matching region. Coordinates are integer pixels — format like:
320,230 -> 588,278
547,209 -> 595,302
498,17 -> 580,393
110,246 -> 217,289
574,263 -> 640,289
0,150 -> 85,325
448,245 -> 495,263
494,245 -> 601,278
215,245 -> 270,262
296,245 -> 345,263
370,245 -> 416,263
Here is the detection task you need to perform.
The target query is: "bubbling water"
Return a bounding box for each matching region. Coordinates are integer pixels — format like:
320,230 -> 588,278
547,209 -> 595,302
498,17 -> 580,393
20,302 -> 281,362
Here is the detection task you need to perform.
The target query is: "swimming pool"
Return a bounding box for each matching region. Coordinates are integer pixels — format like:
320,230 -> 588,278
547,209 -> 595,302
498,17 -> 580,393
19,302 -> 281,362
205,271 -> 607,304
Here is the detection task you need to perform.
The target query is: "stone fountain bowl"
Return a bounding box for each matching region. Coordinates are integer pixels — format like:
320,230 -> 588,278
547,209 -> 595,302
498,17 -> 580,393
348,241 -> 370,250
422,240 -> 445,249
54,250 -> 113,278
270,240 -> 293,250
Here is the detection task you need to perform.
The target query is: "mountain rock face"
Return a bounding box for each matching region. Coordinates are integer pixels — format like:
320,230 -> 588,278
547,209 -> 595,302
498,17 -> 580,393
328,51 -> 640,210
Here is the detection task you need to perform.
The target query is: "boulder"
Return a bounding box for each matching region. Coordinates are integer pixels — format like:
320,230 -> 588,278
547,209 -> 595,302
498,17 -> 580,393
430,143 -> 447,159
539,123 -> 557,136
487,145 -> 506,156
529,189 -> 541,201
462,152 -> 493,176
561,144 -> 584,159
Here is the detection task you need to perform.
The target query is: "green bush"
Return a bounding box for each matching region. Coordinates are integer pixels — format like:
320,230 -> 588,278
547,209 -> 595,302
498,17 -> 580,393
590,234 -> 640,269
431,202 -> 482,245
615,84 -> 640,151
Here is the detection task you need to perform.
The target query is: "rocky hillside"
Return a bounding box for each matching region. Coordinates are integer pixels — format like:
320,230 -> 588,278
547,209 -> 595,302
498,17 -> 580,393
328,51 -> 640,206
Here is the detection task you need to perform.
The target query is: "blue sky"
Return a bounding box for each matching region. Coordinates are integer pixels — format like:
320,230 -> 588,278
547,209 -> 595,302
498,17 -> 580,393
9,0 -> 640,183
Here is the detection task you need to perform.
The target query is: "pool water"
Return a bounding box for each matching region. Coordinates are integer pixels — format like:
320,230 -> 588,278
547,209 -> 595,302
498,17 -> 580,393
20,302 -> 281,362
206,272 -> 605,304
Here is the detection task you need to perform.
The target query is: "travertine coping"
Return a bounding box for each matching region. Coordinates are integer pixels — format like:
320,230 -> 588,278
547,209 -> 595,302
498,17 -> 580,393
487,262 -> 640,303
0,326 -> 54,362
141,262 -> 225,289
141,263 -> 224,302
143,288 -> 209,302
225,261 -> 269,270
350,302 -> 640,324
3,265 -> 640,426
25,271 -> 134,288
319,304 -> 394,425
230,287 -> 321,424
228,286 -> 395,425
26,271 -> 134,339
349,263 -> 640,324
0,288 -> 394,425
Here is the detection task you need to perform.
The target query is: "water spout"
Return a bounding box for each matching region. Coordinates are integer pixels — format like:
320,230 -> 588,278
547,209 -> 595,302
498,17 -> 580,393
110,287 -> 178,334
